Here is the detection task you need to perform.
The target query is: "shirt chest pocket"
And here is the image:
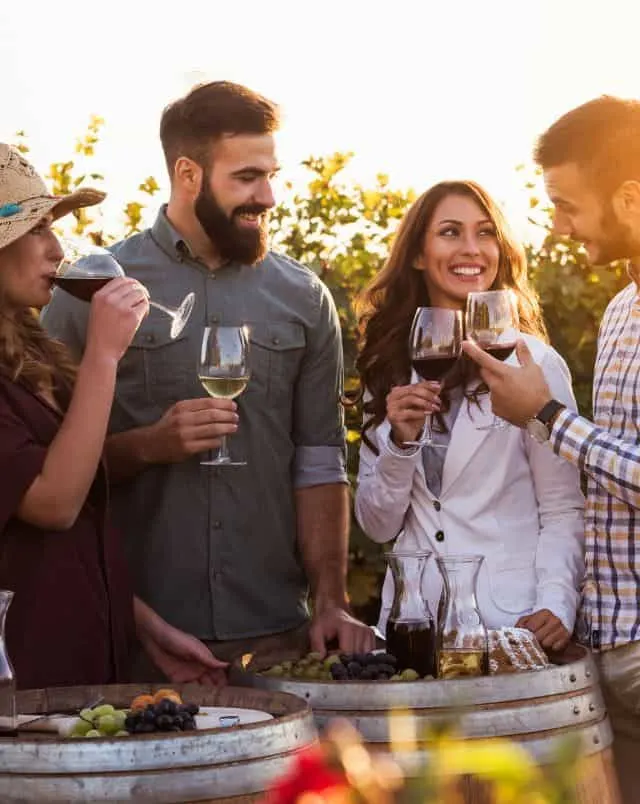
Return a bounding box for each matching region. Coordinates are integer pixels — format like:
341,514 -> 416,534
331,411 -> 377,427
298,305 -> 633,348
247,322 -> 306,405
117,324 -> 195,414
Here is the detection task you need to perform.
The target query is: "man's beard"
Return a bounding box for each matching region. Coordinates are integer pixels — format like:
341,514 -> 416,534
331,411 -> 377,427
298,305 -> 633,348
587,201 -> 639,264
195,179 -> 269,265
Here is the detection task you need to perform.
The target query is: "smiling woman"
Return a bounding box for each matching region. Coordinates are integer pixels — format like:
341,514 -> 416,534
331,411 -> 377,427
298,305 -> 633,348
353,179 -> 586,659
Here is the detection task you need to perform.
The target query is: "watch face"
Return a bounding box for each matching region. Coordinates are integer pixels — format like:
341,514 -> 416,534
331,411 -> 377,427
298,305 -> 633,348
526,418 -> 549,444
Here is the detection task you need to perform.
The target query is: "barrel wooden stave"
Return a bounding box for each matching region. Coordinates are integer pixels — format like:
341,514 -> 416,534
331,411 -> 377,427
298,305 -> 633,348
0,684 -> 317,803
232,646 -> 621,804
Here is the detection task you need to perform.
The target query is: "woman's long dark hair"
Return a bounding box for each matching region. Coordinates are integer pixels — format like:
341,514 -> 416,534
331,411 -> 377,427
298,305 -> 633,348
354,180 -> 547,452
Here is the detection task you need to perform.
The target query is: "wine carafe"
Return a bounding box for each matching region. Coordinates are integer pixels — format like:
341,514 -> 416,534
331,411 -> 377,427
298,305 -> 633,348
0,590 -> 16,736
54,241 -> 195,340
385,551 -> 436,678
436,555 -> 489,679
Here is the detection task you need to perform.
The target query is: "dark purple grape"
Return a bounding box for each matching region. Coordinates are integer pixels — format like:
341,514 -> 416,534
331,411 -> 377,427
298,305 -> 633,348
330,663 -> 348,680
184,702 -> 199,716
157,700 -> 178,716
347,661 -> 362,678
377,653 -> 398,666
155,714 -> 174,730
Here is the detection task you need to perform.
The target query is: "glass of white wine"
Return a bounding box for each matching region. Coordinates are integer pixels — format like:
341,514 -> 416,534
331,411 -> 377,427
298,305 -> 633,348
198,325 -> 250,467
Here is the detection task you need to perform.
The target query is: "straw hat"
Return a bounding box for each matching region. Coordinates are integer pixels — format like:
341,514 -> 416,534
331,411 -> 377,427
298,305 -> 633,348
0,143 -> 106,250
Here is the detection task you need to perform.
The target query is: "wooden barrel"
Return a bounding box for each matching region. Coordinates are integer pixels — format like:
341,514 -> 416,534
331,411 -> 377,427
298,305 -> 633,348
0,683 -> 317,803
231,644 -> 620,804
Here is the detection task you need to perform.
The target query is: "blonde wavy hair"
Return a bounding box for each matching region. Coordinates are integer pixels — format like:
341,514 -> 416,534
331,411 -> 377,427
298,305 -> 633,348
0,305 -> 76,402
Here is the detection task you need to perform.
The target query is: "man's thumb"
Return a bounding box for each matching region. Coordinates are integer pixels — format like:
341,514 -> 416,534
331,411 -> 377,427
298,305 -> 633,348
515,338 -> 533,367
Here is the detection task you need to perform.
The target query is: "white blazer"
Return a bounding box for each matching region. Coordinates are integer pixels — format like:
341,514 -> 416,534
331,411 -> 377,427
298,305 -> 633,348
355,334 -> 585,635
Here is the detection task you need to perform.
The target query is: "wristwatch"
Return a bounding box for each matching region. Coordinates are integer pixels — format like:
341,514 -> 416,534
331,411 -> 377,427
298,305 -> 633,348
525,399 -> 566,443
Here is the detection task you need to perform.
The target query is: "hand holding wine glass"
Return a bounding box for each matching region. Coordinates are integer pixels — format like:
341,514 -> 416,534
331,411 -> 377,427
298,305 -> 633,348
198,325 -> 250,467
55,240 -> 195,339
86,277 -> 150,362
403,307 -> 463,448
465,289 -> 519,430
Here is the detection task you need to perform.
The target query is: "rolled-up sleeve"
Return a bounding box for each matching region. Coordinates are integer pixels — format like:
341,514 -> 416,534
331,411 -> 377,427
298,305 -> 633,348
0,398 -> 47,533
292,280 -> 347,489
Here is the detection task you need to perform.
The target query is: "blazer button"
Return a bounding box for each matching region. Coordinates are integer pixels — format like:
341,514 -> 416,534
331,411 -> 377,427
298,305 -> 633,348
435,530 -> 445,542
433,501 -> 441,512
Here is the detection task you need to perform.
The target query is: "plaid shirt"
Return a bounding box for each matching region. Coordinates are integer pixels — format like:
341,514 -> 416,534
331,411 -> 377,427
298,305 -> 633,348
550,281 -> 640,651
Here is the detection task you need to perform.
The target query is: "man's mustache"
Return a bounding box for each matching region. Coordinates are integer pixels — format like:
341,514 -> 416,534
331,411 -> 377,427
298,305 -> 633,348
233,205 -> 269,218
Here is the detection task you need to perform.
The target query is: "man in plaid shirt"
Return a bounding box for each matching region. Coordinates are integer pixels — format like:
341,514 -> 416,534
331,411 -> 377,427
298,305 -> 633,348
464,96 -> 640,802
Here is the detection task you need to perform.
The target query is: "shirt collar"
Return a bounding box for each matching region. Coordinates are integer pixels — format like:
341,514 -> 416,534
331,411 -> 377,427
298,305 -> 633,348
151,205 -> 194,261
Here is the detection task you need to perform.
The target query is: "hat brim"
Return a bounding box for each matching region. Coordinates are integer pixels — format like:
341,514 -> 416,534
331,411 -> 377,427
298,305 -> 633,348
0,187 -> 106,251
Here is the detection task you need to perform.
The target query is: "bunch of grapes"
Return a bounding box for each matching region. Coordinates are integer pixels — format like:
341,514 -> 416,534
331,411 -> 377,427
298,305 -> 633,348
70,704 -> 129,738
124,699 -> 199,735
329,652 -> 404,680
259,651 -> 423,682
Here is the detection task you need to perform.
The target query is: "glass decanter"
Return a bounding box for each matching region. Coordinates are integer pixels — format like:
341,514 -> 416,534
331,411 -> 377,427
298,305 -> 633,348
0,590 -> 16,736
384,550 -> 436,678
436,555 -> 489,679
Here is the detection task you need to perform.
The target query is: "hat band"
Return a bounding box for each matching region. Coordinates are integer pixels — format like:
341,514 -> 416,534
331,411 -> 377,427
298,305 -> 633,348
0,203 -> 22,218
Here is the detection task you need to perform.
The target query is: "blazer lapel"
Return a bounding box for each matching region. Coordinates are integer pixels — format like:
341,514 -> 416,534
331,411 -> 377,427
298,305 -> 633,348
439,385 -> 494,496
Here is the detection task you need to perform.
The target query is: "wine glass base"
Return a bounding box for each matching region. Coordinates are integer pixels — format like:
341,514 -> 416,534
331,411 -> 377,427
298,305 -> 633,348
169,292 -> 196,339
402,440 -> 448,449
200,458 -> 247,467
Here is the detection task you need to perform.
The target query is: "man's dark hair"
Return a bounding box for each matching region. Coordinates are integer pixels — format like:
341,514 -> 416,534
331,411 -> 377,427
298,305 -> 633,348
160,81 -> 280,175
534,95 -> 640,196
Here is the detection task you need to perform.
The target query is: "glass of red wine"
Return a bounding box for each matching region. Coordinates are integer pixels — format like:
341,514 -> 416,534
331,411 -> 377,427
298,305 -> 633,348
404,306 -> 463,448
465,289 -> 519,430
54,241 -> 195,340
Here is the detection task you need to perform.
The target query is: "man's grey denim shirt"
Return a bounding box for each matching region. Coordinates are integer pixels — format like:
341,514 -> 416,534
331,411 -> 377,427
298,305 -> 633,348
41,208 -> 348,640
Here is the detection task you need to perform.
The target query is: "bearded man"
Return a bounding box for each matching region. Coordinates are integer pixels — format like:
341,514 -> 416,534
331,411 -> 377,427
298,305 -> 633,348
43,81 -> 373,671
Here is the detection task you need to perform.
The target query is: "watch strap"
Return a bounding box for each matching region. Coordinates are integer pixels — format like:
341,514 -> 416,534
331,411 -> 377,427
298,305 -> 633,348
535,399 -> 566,428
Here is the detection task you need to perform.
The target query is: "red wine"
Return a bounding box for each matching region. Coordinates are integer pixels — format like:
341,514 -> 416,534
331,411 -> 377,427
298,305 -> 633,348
412,356 -> 457,382
53,276 -> 113,302
386,619 -> 435,677
484,343 -> 516,362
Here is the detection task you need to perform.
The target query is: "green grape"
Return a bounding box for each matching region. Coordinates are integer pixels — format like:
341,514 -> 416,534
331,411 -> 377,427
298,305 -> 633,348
114,730 -> 129,737
307,652 -> 323,661
85,729 -> 101,738
79,708 -> 94,722
91,704 -> 116,718
113,710 -> 127,730
71,718 -> 93,737
390,674 -> 402,681
400,669 -> 420,681
323,654 -> 341,668
97,714 -> 119,735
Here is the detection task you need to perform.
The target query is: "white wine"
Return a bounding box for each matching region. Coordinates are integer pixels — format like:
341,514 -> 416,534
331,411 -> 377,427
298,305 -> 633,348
437,648 -> 488,679
199,376 -> 249,399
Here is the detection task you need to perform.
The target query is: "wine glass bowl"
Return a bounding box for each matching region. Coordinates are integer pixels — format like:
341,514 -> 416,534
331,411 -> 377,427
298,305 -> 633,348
54,241 -> 195,340
198,325 -> 250,467
465,289 -> 519,430
465,289 -> 519,360
405,307 -> 463,448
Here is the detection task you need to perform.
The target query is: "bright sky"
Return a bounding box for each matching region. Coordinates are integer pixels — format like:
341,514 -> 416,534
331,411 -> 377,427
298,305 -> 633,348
3,0 -> 640,243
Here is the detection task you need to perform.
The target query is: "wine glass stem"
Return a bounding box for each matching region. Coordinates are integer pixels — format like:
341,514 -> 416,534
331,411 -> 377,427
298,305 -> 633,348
425,414 -> 435,443
217,435 -> 230,462
149,299 -> 175,317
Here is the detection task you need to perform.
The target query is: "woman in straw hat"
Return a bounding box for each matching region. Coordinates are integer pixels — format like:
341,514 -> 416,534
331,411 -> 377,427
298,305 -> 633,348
0,144 -> 227,689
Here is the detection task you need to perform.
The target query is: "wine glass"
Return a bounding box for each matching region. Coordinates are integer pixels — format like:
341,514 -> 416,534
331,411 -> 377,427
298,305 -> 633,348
404,307 -> 463,448
465,289 -> 519,431
54,241 -> 195,340
198,325 -> 250,467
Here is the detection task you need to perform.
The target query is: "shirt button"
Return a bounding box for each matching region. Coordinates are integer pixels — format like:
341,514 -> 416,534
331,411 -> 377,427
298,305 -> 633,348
435,530 -> 445,542
211,316 -> 219,324
213,520 -> 222,530
433,501 -> 441,512
144,334 -> 154,344
272,337 -> 280,345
